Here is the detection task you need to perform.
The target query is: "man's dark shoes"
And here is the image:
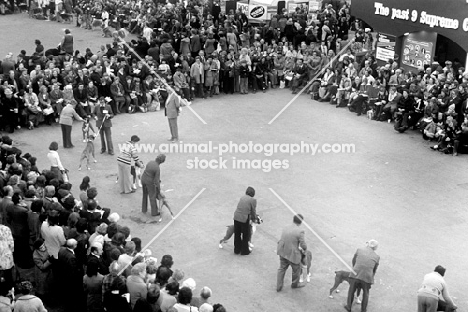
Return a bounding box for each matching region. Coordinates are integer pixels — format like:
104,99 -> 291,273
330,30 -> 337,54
291,282 -> 306,289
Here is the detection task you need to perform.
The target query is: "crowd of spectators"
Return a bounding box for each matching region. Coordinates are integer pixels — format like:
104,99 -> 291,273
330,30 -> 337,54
1,0 -> 358,133
327,55 -> 468,155
0,142 -> 225,311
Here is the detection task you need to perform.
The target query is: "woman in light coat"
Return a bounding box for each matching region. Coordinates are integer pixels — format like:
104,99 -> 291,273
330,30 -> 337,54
59,99 -> 83,148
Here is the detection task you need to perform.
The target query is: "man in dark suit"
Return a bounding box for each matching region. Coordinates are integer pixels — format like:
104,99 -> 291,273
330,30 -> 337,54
57,239 -> 84,312
291,59 -> 308,94
141,154 -> 166,217
73,82 -> 88,117
0,185 -> 14,225
6,193 -> 32,268
344,240 -> 380,312
94,97 -> 114,155
276,214 -> 307,291
233,186 -> 257,255
87,241 -> 109,275
165,91 -> 181,143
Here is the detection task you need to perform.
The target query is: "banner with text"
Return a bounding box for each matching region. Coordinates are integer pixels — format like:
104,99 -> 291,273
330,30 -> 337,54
236,2 -> 249,14
375,33 -> 396,62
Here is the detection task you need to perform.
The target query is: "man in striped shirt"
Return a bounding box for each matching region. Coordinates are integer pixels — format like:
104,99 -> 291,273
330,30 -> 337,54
117,135 -> 141,194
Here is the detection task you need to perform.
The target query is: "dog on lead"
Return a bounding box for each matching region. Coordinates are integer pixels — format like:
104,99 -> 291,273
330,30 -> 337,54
329,270 -> 363,303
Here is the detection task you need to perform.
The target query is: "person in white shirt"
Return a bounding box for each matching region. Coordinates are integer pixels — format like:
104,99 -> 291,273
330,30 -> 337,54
47,141 -> 65,181
102,9 -> 109,28
417,265 -> 457,312
40,212 -> 66,259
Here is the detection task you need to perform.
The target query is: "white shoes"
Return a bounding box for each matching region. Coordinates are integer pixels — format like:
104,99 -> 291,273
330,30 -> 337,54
356,296 -> 362,304
218,243 -> 223,249
83,139 -> 87,142
300,273 -> 311,283
132,183 -> 137,190
248,242 -> 254,248
138,181 -> 142,188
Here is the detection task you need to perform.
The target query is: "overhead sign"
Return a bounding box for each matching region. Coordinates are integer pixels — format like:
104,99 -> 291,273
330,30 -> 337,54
308,0 -> 321,12
375,33 -> 396,62
248,4 -> 267,20
374,1 -> 460,31
402,37 -> 433,68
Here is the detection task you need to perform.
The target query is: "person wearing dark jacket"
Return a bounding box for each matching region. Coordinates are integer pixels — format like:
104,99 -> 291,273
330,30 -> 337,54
344,240 -> 380,312
141,154 -> 166,217
73,82 -> 88,117
233,186 -> 257,255
57,239 -> 84,312
394,89 -> 415,133
291,59 -> 308,94
133,284 -> 162,312
6,193 -> 32,268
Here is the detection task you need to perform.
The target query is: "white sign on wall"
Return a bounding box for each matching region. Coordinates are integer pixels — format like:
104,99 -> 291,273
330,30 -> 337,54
248,4 -> 268,20
236,2 -> 249,14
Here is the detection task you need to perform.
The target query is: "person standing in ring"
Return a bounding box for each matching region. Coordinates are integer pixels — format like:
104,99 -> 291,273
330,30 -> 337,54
117,135 -> 141,194
232,186 -> 257,255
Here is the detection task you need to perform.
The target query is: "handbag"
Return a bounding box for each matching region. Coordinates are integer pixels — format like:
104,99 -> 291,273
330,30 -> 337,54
319,86 -> 327,98
279,80 -> 285,89
43,107 -> 54,115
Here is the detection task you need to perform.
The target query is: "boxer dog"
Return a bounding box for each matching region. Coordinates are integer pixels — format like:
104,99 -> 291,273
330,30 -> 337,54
329,270 -> 362,303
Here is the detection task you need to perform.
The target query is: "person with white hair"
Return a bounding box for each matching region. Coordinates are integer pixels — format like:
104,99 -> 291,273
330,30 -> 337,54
344,239 -> 380,312
181,277 -> 196,292
108,212 -> 120,223
126,262 -> 147,309
199,303 -> 214,312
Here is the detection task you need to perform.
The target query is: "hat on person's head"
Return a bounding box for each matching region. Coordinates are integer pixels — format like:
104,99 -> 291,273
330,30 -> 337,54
365,28 -> 371,33
131,135 -> 140,142
367,239 -> 379,249
181,278 -> 196,291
